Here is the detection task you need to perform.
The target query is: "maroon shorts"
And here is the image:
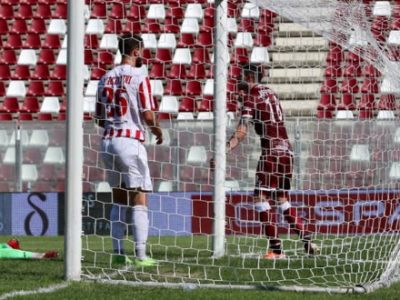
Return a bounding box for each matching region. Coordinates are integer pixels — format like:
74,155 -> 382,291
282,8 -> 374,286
254,150 -> 293,199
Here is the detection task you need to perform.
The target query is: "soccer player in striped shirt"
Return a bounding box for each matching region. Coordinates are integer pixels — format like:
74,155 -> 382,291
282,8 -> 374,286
95,34 -> 163,266
225,64 -> 319,259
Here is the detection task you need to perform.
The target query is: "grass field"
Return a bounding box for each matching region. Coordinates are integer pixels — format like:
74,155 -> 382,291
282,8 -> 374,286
1,236 -> 400,300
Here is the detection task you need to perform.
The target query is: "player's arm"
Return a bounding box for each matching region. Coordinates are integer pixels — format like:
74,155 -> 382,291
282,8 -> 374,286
226,118 -> 249,153
139,77 -> 163,144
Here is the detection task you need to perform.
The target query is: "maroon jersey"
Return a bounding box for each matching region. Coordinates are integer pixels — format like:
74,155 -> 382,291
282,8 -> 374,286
241,84 -> 291,152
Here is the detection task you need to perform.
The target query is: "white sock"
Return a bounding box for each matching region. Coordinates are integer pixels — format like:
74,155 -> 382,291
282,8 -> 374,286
132,205 -> 149,260
110,204 -> 127,255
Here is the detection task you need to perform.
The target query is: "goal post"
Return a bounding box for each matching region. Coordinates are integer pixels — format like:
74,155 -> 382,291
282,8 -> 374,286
65,0 -> 85,281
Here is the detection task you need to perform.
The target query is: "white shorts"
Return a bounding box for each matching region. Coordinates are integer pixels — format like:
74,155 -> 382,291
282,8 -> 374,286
101,138 -> 153,191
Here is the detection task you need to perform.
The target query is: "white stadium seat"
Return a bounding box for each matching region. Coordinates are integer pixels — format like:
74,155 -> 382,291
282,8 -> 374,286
86,19 -> 104,35
172,48 -> 192,65
100,34 -> 118,50
18,50 -> 37,65
6,81 -> 26,98
147,4 -> 166,20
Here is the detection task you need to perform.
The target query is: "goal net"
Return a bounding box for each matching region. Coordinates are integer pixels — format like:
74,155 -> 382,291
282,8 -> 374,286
80,0 -> 400,293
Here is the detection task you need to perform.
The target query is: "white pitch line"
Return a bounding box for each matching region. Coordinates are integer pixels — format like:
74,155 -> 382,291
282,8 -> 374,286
0,283 -> 69,300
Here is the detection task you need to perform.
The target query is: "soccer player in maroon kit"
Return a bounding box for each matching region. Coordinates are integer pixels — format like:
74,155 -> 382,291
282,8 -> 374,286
226,64 -> 318,259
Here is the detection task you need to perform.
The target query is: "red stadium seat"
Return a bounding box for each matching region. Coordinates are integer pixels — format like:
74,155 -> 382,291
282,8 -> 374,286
187,63 -> 206,79
42,35 -> 61,49
361,78 -> 379,93
15,4 -> 33,19
38,49 -> 56,64
29,18 -> 47,34
84,49 -> 95,65
3,34 -> 22,49
324,63 -> 342,77
178,33 -> 195,47
320,78 -> 338,93
346,52 -> 363,63
97,50 -> 115,65
50,65 -> 67,80
358,94 -> 376,119
0,19 -> 8,34
37,113 -> 53,121
0,82 -> 5,97
110,2 -> 125,19
378,94 -> 396,110
326,45 -> 343,63
52,3 -> 67,19
0,64 -> 11,80
1,97 -> 20,113
155,48 -> 172,63
0,113 -> 13,121
90,66 -> 106,80
196,30 -> 213,47
238,18 -> 255,32
201,16 -> 214,32
166,6 -> 184,19
192,48 -> 211,64
343,63 -> 362,77
164,79 -> 183,96
23,33 -> 42,48
198,97 -> 213,112
149,62 -> 166,79
127,5 -> 146,20
179,97 -> 196,112
338,93 -> 356,110
23,148 -> 42,164
46,81 -> 64,96
317,94 -> 336,111
123,20 -> 142,34
186,80 -> 202,96
231,48 -> 249,64
18,113 -> 33,121
21,97 -> 40,113
12,65 -> 30,80
168,64 -> 187,79
27,81 -> 45,97
164,17 -> 180,33
229,64 -> 242,80
104,19 -> 123,34
0,4 -> 14,19
34,4 -> 52,19
10,19 -> 28,34
340,78 -> 359,93
84,34 -> 99,49
0,50 -> 17,64
363,63 -> 381,77
254,33 -> 272,47
143,19 -> 161,34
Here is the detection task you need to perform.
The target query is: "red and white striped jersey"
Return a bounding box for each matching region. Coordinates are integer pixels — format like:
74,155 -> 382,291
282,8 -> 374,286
95,65 -> 156,141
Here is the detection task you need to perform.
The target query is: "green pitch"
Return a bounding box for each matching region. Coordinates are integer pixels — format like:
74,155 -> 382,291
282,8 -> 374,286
0,236 -> 399,300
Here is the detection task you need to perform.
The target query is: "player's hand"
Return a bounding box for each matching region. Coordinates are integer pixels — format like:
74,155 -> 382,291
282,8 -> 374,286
151,126 -> 163,145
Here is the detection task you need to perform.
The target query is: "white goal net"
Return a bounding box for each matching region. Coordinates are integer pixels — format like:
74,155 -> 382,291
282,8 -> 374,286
80,0 -> 400,293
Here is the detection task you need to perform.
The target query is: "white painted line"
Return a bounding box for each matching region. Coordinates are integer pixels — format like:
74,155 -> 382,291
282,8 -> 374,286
0,283 -> 69,300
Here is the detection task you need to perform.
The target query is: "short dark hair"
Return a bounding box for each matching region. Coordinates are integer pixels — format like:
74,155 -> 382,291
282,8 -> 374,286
118,34 -> 143,57
241,64 -> 263,82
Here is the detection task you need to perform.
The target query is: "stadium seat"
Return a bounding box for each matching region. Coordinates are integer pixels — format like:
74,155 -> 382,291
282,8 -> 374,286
1,98 -> 19,113
50,65 -> 67,80
0,4 -> 14,19
155,48 -> 172,62
90,2 -> 107,19
320,78 -> 338,93
141,33 -> 158,49
181,18 -> 200,34
150,80 -> 164,98
0,65 -> 11,80
7,81 -> 26,97
317,94 -> 336,111
159,96 -> 179,114
12,65 -> 30,80
26,81 -> 45,97
185,4 -> 203,20
34,4 -> 52,19
45,81 -> 65,96
361,78 -> 379,93
56,49 -> 67,64
172,48 -> 192,65
10,19 -> 28,34
235,32 -> 254,48
86,19 -> 104,35
22,33 -> 41,49
48,19 -> 67,35
177,33 -> 195,47
0,165 -> 15,182
147,4 -> 166,20
198,97 -> 213,112
18,113 -> 33,121
164,17 -> 180,33
201,16 -> 214,32
337,93 -> 356,110
164,79 -> 183,96
84,34 -> 99,49
90,66 -> 106,80
192,48 -> 211,64
43,147 -> 65,164
23,148 -> 42,164
250,47 -> 269,64
52,3 -> 67,19
178,97 -> 196,112
231,48 -> 249,64
343,63 -> 362,77
42,34 -> 61,49
0,113 -> 12,121
3,34 -> 22,49
238,18 -> 255,32
127,5 -> 146,20
187,63 -> 206,79
17,49 -> 37,65
340,78 -> 359,93
21,97 -> 40,113
40,97 -> 60,113
109,2 -> 125,19
241,2 -> 260,18
168,64 -> 187,79
372,1 -> 392,16
363,63 -> 381,77
149,63 -> 166,79
186,80 -> 202,96
15,4 -> 33,19
166,6 -> 184,19
38,49 -> 56,65
100,34 -> 118,50
0,50 -> 17,64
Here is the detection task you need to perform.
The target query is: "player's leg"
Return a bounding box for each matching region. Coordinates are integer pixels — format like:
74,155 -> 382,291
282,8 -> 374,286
276,152 -> 319,255
255,154 -> 285,259
110,188 -> 128,256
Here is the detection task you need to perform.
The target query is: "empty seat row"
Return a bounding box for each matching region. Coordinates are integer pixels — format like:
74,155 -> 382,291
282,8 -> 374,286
0,3 -> 67,20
